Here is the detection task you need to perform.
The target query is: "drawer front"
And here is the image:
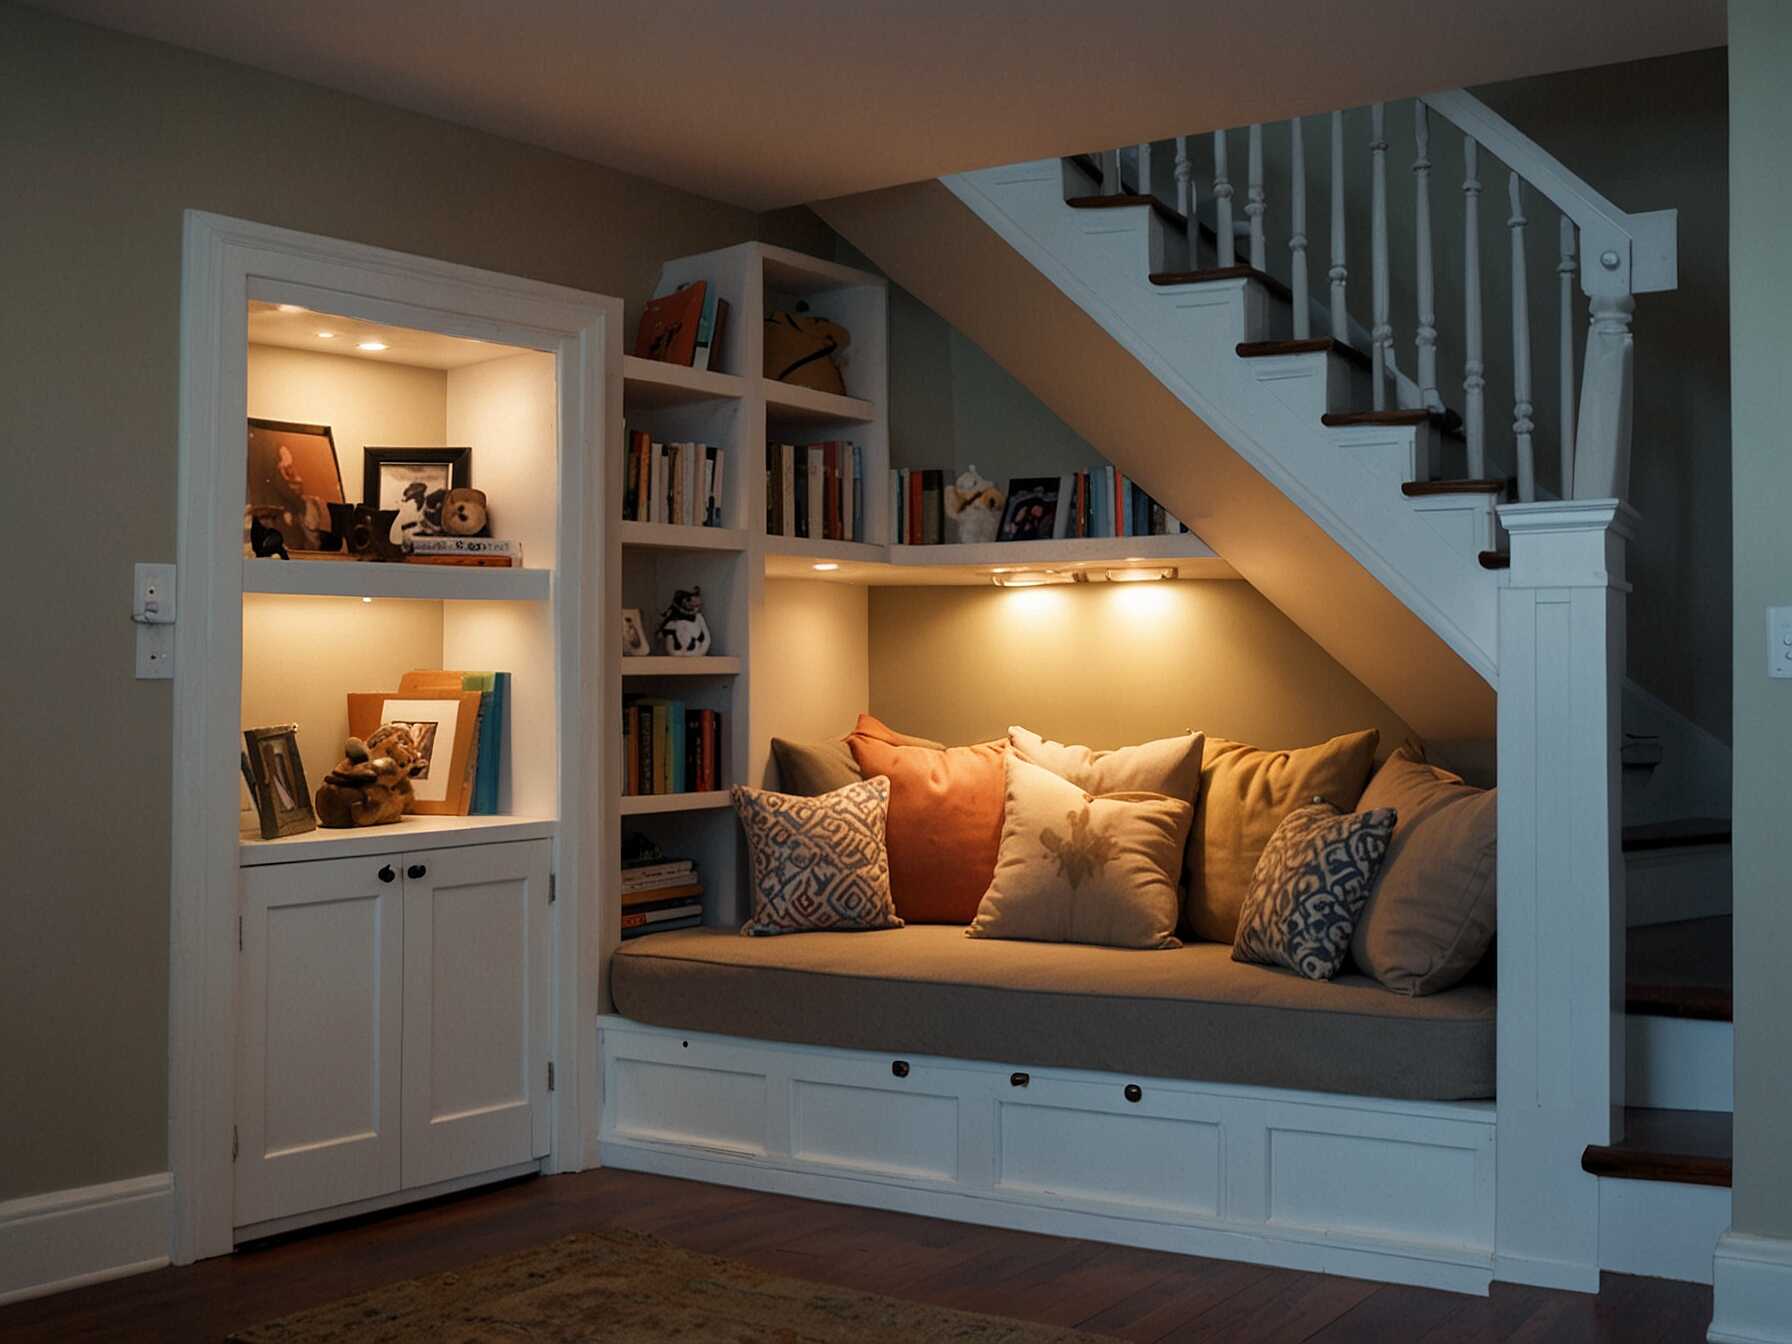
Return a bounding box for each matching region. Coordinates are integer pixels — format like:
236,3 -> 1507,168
996,1094 -> 1222,1216
610,1057 -> 768,1156
792,1079 -> 958,1181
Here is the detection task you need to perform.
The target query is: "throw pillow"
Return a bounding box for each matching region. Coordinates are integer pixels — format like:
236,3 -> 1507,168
1350,748 -> 1498,995
771,725 -> 945,797
847,713 -> 1006,923
732,776 -> 902,936
967,755 -> 1192,949
1185,729 -> 1381,942
1232,800 -> 1397,980
1008,726 -> 1205,805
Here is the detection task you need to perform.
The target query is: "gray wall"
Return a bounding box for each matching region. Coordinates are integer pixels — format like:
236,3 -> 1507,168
0,2 -> 813,1202
1727,1 -> 1792,1244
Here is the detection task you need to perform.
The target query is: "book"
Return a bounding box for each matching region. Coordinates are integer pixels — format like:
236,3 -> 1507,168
620,913 -> 703,940
634,281 -> 706,365
806,446 -> 824,541
621,885 -> 704,910
781,444 -> 796,537
408,536 -> 522,558
619,902 -> 705,930
691,286 -> 720,371
406,554 -> 517,568
622,859 -> 696,884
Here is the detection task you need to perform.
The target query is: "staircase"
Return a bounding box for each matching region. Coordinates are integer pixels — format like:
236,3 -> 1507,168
816,91 -> 1676,743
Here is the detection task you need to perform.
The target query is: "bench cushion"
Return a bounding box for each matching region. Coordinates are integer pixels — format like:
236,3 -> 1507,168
610,924 -> 1494,1101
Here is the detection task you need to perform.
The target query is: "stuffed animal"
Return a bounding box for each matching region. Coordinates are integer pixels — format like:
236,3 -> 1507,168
390,481 -> 430,548
439,486 -> 489,537
944,466 -> 1005,545
656,586 -> 712,656
246,508 -> 290,559
763,306 -> 849,395
314,725 -> 421,828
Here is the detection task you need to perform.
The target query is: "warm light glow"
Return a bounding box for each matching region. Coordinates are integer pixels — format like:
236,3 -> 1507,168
361,596 -> 373,604
315,330 -> 337,339
276,303 -> 306,314
992,569 -> 1074,589
1109,581 -> 1174,619
812,562 -> 840,572
1104,566 -> 1177,583
357,340 -> 389,352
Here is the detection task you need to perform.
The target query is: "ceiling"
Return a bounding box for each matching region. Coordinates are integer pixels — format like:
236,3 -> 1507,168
32,1 -> 1723,211
247,301 -> 527,369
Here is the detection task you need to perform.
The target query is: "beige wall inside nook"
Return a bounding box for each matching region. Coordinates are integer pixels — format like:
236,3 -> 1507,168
752,580 -> 870,788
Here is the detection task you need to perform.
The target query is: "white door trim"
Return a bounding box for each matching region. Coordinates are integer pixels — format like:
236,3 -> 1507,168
172,211 -> 618,1263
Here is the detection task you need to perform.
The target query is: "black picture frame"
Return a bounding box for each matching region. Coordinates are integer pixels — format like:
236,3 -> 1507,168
362,447 -> 472,512
998,477 -> 1063,543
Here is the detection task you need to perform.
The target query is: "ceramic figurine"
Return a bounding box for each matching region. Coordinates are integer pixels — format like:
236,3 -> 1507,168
943,465 -> 1005,545
656,586 -> 712,656
313,726 -> 422,828
390,481 -> 430,548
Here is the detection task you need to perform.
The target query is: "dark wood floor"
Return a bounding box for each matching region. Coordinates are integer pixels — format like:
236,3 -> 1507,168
0,1168 -> 1714,1342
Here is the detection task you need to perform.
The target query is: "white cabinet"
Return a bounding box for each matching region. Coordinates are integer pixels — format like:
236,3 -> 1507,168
236,839 -> 552,1231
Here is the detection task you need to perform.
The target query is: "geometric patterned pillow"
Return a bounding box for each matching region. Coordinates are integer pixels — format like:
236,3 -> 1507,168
1231,800 -> 1397,980
733,775 -> 903,936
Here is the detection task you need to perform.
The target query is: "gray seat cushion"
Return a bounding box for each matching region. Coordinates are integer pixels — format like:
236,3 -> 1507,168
610,924 -> 1494,1101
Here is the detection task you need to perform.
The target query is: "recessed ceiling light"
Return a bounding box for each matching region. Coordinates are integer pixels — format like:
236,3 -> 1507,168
315,330 -> 337,339
276,303 -> 306,314
1105,567 -> 1178,583
812,562 -> 840,572
357,340 -> 388,352
361,596 -> 373,604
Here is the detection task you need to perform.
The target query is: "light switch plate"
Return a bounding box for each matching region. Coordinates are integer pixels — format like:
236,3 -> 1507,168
134,562 -> 176,680
1770,606 -> 1792,680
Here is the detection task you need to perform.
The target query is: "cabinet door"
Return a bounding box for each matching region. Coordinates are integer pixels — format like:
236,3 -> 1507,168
401,839 -> 552,1188
236,855 -> 403,1228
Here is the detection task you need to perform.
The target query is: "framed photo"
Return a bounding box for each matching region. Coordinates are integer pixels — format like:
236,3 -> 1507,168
621,608 -> 650,657
241,724 -> 317,840
246,418 -> 344,552
347,691 -> 482,815
363,447 -> 471,520
999,477 -> 1062,543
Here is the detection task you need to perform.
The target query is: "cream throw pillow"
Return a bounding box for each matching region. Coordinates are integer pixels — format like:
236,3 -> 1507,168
1008,725 -> 1205,803
967,754 -> 1192,949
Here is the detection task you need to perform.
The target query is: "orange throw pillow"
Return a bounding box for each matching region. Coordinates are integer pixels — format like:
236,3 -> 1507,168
848,714 -> 1006,923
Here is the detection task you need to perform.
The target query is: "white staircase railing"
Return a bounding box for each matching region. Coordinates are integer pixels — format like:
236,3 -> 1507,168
1084,89 -> 1677,504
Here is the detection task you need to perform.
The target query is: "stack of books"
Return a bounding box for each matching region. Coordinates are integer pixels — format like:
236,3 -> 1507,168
623,698 -> 724,796
633,279 -> 730,371
620,858 -> 704,939
889,465 -> 1189,544
764,441 -> 864,541
624,431 -> 726,528
889,467 -> 948,544
408,537 -> 523,568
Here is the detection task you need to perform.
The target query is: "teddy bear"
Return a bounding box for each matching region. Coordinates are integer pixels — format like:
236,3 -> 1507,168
314,724 -> 422,828
944,465 -> 1005,545
439,486 -> 489,537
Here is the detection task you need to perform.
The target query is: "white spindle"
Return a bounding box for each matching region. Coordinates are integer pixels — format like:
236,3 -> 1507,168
1329,111 -> 1348,340
1214,130 -> 1235,267
1573,292 -> 1635,499
1413,104 -> 1440,412
1558,215 -> 1577,498
1137,142 -> 1154,198
1247,123 -> 1266,271
1290,117 -> 1309,340
1462,136 -> 1486,479
1370,103 -> 1393,410
1100,149 -> 1121,196
1509,172 -> 1535,500
1174,136 -> 1197,258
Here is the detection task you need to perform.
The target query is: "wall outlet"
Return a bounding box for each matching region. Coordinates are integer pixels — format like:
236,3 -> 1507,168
1770,606 -> 1792,680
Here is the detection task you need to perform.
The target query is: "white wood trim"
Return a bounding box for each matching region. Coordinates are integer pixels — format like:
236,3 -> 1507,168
242,557 -> 549,601
1597,1178 -> 1728,1285
620,656 -> 742,677
617,790 -> 732,816
239,815 -> 556,866
617,521 -> 749,553
172,211 -> 618,1262
1711,1232 -> 1792,1344
621,355 -> 747,408
0,1174 -> 172,1307
233,1160 -> 540,1243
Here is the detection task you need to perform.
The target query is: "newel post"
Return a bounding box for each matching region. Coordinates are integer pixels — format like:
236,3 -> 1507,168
1571,286 -> 1634,500
1494,498 -> 1634,1291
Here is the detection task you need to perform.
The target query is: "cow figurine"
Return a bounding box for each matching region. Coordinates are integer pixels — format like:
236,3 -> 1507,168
655,586 -> 712,656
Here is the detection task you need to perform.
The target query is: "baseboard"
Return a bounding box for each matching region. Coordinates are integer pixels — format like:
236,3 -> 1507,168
0,1173 -> 172,1307
1493,1250 -> 1602,1293
1710,1231 -> 1792,1343
1599,1178 -> 1729,1284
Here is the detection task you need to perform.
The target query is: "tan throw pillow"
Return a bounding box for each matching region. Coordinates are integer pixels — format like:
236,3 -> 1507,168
1008,726 -> 1205,804
1350,748 -> 1498,995
1232,801 -> 1397,980
967,754 -> 1192,949
1186,729 -> 1381,942
733,776 -> 902,936
771,726 -> 945,797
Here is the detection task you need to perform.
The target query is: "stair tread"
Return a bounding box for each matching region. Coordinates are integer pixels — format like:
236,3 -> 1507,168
1236,337 -> 1371,370
1627,915 -> 1731,1021
1150,265 -> 1294,304
1066,192 -> 1189,232
1582,1107 -> 1731,1187
1322,408 -> 1467,440
1400,479 -> 1508,497
1478,550 -> 1510,570
1623,817 -> 1732,852
1066,152 -> 1105,183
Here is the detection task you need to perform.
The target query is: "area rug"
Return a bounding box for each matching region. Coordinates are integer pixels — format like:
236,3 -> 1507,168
229,1227 -> 1103,1342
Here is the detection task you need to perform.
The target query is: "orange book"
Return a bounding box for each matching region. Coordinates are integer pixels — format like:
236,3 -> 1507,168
634,282 -> 707,366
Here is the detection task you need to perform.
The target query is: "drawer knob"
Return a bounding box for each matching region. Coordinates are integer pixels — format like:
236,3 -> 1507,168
407,864 -> 427,880
891,1060 -> 910,1078
377,865 -> 396,884
1010,1072 -> 1030,1088
1124,1084 -> 1143,1103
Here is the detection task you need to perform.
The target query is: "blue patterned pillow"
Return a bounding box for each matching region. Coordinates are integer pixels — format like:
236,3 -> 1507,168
1231,801 -> 1397,980
733,776 -> 903,936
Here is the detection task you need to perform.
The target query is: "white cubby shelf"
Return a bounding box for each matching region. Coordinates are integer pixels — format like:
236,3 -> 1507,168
621,656 -> 741,677
617,521 -> 749,553
243,557 -> 550,601
240,814 -> 557,866
618,790 -> 733,816
764,382 -> 877,426
622,354 -> 747,408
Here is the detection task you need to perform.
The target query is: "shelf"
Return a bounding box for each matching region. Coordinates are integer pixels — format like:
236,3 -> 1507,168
762,532 -> 1237,585
244,557 -> 550,601
622,354 -> 747,409
893,532 -> 1219,568
764,381 -> 877,426
619,791 -> 733,816
622,655 -> 741,677
240,814 -> 557,866
617,520 -> 748,553
761,535 -> 886,566
761,243 -> 884,297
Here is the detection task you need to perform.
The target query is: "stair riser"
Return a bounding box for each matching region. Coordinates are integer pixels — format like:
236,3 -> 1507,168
1598,1178 -> 1730,1284
1626,846 -> 1731,927
1627,1014 -> 1733,1112
1407,490 -> 1499,556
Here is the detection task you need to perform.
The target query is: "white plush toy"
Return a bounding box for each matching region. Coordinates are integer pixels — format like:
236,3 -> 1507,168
655,587 -> 712,656
943,465 -> 1005,545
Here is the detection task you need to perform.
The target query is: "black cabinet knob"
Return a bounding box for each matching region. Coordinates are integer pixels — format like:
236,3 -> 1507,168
407,864 -> 427,880
1124,1084 -> 1143,1103
377,865 -> 396,884
1009,1072 -> 1030,1088
891,1060 -> 910,1078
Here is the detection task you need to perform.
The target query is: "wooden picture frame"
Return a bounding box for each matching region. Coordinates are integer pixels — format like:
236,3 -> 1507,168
241,724 -> 317,839
246,418 -> 345,553
347,691 -> 483,815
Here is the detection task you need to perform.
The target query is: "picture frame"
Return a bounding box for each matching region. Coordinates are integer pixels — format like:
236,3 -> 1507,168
998,476 -> 1063,543
241,724 -> 317,840
363,447 -> 473,538
246,418 -> 345,553
621,608 -> 650,657
347,691 -> 482,815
